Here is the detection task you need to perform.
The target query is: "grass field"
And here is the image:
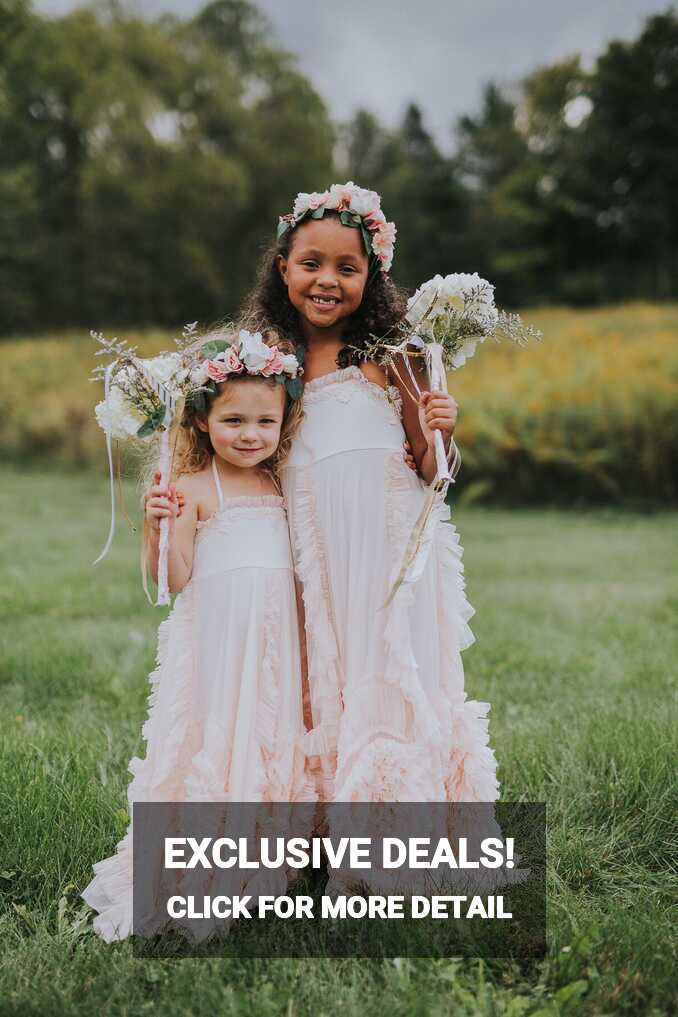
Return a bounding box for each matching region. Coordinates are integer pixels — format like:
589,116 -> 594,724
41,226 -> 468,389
0,464 -> 676,1015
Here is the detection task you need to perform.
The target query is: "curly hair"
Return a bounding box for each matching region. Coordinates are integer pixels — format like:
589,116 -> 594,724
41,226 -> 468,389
239,209 -> 408,368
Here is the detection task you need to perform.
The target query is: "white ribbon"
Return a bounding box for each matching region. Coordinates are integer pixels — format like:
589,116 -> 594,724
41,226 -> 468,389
155,414 -> 172,607
381,340 -> 454,608
93,363 -> 116,566
428,342 -> 453,489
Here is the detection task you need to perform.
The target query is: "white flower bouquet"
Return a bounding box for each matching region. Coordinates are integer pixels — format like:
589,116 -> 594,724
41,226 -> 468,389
404,271 -> 540,369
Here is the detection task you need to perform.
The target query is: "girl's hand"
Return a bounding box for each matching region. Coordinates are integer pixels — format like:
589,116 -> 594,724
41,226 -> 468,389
145,473 -> 181,533
418,391 -> 458,451
403,441 -> 418,473
144,471 -> 185,530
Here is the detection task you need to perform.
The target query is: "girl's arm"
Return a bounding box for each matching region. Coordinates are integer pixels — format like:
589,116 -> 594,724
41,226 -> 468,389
145,476 -> 199,594
388,351 -> 458,486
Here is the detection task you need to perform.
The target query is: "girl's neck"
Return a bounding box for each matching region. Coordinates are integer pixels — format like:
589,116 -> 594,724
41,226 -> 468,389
213,455 -> 277,496
300,325 -> 346,379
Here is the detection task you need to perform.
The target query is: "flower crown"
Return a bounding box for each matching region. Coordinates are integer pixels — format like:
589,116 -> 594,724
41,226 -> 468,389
276,181 -> 397,273
187,329 -> 303,412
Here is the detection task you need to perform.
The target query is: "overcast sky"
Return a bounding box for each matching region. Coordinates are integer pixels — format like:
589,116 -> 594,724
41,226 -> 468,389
35,0 -> 669,152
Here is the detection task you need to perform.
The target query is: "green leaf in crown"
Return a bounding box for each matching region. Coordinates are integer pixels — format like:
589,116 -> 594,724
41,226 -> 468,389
285,377 -> 303,401
200,339 -> 230,359
360,223 -> 373,258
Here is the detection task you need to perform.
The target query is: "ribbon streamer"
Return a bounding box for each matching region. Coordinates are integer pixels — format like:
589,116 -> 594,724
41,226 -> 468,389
132,358 -> 178,607
381,341 -> 454,609
155,414 -> 173,607
93,363 -> 117,567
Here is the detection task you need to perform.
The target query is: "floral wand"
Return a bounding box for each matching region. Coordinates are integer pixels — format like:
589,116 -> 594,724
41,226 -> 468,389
363,273 -> 542,607
136,366 -> 180,606
92,325 -> 198,606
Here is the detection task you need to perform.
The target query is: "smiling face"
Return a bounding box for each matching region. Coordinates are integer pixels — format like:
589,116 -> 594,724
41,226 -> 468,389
197,378 -> 286,470
276,215 -> 370,338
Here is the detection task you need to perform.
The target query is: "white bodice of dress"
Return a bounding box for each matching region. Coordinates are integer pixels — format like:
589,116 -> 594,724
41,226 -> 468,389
285,365 -> 405,467
191,459 -> 293,580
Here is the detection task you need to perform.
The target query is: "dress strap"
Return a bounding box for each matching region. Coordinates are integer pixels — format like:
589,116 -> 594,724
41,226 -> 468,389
211,456 -> 224,510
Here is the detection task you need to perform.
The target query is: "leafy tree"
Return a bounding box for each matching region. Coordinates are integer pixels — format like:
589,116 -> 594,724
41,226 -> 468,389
578,10 -> 678,299
0,0 -> 334,333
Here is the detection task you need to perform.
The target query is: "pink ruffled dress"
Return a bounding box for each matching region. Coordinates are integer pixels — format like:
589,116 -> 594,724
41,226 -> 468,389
280,365 -> 499,805
82,457 -> 314,942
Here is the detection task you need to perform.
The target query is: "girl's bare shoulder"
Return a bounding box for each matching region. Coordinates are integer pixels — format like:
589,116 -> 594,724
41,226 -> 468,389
175,468 -> 210,496
175,467 -> 217,520
359,360 -> 389,388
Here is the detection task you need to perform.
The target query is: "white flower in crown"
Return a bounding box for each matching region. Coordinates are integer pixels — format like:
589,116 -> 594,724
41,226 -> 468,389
293,190 -> 330,218
237,329 -> 272,373
353,184 -> 381,216
280,352 -> 300,377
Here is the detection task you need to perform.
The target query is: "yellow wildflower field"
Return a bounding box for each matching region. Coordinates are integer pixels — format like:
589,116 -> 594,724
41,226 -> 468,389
1,304 -> 676,503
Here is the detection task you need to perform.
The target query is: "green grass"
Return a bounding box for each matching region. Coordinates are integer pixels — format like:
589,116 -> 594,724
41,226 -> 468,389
0,464 -> 676,1016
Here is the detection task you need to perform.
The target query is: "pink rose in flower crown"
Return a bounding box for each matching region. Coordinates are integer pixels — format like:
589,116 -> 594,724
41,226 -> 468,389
222,347 -> 244,374
375,221 -> 396,246
206,360 -> 228,382
261,348 -> 284,377
365,208 -> 387,231
206,347 -> 243,381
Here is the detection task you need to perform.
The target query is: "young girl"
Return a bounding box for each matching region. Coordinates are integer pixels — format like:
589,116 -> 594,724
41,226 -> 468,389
238,181 -> 499,807
82,330 -> 314,942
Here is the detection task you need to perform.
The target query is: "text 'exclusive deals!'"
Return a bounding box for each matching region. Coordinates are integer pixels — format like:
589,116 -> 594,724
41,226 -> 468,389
131,803 -> 545,958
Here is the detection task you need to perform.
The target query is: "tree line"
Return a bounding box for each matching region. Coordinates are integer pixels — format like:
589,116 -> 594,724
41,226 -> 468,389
1,0 -> 677,334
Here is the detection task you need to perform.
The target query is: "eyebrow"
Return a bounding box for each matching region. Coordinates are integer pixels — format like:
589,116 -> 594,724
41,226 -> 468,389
219,409 -> 281,415
296,247 -> 362,263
